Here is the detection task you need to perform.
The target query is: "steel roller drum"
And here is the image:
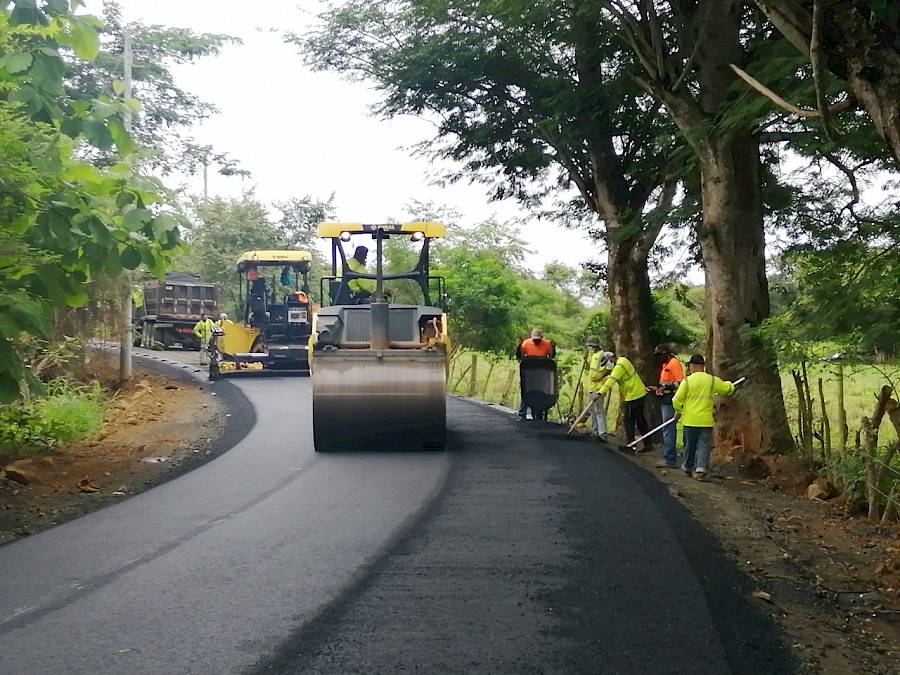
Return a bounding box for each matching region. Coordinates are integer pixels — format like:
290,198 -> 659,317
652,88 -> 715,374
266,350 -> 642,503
312,350 -> 447,451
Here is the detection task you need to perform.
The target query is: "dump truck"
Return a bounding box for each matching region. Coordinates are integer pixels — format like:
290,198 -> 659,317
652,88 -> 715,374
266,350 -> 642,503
133,272 -> 219,350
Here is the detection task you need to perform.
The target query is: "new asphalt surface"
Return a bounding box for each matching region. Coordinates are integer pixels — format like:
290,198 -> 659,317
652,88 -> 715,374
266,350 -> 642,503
0,350 -> 796,674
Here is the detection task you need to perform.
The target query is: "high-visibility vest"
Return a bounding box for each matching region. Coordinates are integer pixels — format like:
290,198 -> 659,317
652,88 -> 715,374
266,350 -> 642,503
193,319 -> 214,339
520,338 -> 553,357
347,258 -> 376,293
599,356 -> 647,402
672,371 -> 735,427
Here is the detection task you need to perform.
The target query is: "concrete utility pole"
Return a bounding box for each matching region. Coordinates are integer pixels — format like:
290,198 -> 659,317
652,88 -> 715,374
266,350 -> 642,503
119,27 -> 134,383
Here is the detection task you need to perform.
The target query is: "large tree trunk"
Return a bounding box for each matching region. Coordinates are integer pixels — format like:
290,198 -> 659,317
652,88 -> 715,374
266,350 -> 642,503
641,0 -> 793,454
698,135 -> 793,454
755,0 -> 900,167
606,232 -> 655,384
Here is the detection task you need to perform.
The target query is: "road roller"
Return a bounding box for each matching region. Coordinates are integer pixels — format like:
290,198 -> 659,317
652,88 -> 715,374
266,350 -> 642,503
310,222 -> 450,451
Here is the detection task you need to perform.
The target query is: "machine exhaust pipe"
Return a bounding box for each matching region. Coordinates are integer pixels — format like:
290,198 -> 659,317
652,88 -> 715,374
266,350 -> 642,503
370,227 -> 390,350
370,300 -> 390,350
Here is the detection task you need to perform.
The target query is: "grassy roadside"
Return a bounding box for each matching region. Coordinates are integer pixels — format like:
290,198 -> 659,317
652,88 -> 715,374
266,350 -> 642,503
449,349 -> 899,444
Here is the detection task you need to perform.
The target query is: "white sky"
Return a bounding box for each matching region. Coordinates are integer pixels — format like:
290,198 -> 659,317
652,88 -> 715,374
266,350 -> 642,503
109,0 -> 599,274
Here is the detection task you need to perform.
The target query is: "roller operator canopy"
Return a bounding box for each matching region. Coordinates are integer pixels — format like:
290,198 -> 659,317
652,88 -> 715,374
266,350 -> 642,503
317,221 -> 446,239
236,250 -> 313,271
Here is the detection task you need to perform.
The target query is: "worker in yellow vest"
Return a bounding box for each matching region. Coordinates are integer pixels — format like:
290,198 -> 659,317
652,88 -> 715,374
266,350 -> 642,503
193,313 -> 215,366
583,336 -> 612,439
672,354 -> 736,481
347,246 -> 376,299
598,349 -> 655,452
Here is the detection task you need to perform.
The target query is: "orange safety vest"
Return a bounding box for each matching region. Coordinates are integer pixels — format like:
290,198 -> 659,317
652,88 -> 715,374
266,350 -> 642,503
659,356 -> 685,384
520,338 -> 553,357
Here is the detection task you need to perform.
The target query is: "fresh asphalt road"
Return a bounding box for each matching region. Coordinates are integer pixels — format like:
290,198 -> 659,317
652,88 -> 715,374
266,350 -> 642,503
0,348 -> 795,674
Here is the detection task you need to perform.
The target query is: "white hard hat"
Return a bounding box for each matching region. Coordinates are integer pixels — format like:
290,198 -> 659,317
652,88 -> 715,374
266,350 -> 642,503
220,313 -> 228,319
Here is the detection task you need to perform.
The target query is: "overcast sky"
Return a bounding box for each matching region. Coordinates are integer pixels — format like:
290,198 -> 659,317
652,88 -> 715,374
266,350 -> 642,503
110,0 -> 599,274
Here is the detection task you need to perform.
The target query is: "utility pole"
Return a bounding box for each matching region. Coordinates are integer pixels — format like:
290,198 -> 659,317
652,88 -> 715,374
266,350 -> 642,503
119,27 -> 134,383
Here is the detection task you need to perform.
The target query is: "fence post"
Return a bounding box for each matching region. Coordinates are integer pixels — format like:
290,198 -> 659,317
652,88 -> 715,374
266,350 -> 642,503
836,362 -> 848,453
500,369 -> 515,407
481,360 -> 496,401
466,353 -> 478,398
817,377 -> 831,463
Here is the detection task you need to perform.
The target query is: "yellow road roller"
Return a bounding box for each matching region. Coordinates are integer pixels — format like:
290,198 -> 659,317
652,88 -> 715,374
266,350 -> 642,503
310,222 -> 450,451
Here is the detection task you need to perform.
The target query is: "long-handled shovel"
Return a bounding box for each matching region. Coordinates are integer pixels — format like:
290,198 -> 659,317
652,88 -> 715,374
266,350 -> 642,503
626,376 -> 746,448
567,393 -> 599,435
565,358 -> 588,420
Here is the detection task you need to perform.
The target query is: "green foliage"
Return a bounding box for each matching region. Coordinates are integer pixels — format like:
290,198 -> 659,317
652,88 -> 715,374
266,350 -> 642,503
517,276 -> 588,348
649,284 -> 705,348
580,309 -> 614,348
177,193 -> 334,314
65,1 -> 242,174
0,1 -> 182,401
434,247 -> 524,353
0,378 -> 105,453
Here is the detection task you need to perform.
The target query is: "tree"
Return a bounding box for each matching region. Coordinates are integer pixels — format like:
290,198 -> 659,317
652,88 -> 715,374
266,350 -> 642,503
273,194 -> 336,251
295,0 -> 684,386
64,1 -> 243,175
597,0 -> 793,452
432,247 -> 525,353
0,0 -> 182,400
754,0 -> 900,167
178,193 -> 289,312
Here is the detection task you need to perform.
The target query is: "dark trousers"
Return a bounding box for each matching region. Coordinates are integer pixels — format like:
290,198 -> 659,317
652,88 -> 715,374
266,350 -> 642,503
623,395 -> 650,444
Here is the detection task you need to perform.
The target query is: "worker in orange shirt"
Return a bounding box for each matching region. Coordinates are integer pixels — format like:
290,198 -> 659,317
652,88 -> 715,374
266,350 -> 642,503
517,328 -> 556,420
651,344 -> 685,468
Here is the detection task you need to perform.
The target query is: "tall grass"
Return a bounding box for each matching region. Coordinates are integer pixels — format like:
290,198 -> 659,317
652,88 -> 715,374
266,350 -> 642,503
0,378 -> 107,457
449,350 -> 900,443
782,361 -> 900,445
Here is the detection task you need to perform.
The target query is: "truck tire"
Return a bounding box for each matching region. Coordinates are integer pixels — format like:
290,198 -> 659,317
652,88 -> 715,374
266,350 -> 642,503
156,327 -> 173,350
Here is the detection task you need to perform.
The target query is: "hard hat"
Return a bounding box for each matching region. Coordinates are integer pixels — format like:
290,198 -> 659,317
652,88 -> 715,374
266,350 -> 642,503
600,350 -> 616,366
220,313 -> 228,320
584,335 -> 601,347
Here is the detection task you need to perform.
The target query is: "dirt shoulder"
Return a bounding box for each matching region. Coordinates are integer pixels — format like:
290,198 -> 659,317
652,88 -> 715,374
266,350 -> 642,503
625,446 -> 900,674
0,361 -> 225,546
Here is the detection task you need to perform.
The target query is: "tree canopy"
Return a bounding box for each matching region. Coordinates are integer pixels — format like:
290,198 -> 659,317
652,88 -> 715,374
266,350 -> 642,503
0,0 -> 182,401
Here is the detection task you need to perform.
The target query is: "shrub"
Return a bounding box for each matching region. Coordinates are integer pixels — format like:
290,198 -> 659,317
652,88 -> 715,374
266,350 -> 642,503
0,378 -> 106,454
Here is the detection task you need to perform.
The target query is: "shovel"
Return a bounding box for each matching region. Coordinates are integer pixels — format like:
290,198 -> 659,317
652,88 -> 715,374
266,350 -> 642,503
567,393 -> 600,435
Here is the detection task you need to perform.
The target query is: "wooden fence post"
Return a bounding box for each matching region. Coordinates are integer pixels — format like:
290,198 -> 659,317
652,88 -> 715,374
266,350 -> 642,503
466,353 -> 478,398
836,362 -> 848,453
500,369 -> 515,407
481,360 -> 496,401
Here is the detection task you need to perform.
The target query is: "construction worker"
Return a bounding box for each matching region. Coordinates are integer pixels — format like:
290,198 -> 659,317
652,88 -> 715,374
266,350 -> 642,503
348,246 -> 376,300
518,328 -> 555,420
193,313 -> 215,366
598,349 -> 655,452
651,344 -> 685,469
584,335 -> 612,439
672,354 -> 736,481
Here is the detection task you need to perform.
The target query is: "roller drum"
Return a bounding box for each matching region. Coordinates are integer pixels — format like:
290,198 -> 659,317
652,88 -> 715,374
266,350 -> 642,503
312,350 -> 446,451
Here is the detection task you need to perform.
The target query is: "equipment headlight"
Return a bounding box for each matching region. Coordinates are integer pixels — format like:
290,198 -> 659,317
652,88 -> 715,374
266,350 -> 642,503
339,231 -> 351,242
410,231 -> 425,242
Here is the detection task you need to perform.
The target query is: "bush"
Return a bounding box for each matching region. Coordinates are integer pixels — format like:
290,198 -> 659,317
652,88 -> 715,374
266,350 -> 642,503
0,379 -> 106,454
